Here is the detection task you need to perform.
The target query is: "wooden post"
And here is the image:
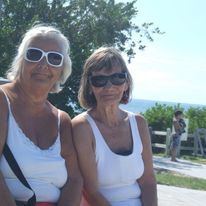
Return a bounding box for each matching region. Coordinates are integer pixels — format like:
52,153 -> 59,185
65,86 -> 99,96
193,128 -> 206,157
165,128 -> 171,156
197,128 -> 205,156
148,126 -> 153,141
193,130 -> 198,155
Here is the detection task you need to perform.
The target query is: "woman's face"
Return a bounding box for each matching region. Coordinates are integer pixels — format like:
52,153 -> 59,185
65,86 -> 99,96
20,36 -> 64,91
90,66 -> 128,107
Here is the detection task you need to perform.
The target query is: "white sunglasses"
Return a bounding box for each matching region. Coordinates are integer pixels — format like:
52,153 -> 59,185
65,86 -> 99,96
24,47 -> 64,67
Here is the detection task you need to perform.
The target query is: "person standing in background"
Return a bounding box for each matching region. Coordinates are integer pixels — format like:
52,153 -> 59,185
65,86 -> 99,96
170,110 -> 186,162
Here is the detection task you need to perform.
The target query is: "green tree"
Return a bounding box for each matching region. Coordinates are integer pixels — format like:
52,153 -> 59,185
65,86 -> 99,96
185,107 -> 206,133
144,103 -> 175,131
0,0 -> 162,116
144,103 -> 184,131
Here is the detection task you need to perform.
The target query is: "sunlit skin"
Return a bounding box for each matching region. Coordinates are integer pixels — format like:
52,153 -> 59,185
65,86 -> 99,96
4,37 -> 66,149
18,36 -> 64,99
86,66 -> 133,158
89,66 -> 128,126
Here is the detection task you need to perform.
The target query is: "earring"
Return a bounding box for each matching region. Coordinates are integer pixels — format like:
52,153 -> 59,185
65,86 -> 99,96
121,91 -> 129,104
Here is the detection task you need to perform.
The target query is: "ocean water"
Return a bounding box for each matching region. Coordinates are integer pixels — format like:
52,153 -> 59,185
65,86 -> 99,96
120,99 -> 206,114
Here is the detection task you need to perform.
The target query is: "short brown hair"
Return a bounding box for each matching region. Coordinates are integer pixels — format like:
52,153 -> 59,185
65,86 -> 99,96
78,47 -> 133,109
174,110 -> 183,117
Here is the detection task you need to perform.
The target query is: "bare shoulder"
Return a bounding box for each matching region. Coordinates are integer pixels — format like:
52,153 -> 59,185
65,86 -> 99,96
72,112 -> 93,145
134,113 -> 148,129
0,86 -> 7,105
0,86 -> 9,153
72,112 -> 89,130
0,86 -> 9,118
0,83 -> 15,108
56,109 -> 72,139
59,109 -> 71,126
133,113 -> 150,144
57,110 -> 74,157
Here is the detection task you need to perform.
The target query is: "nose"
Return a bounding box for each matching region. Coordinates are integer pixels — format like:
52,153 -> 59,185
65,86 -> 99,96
104,79 -> 113,88
39,56 -> 48,67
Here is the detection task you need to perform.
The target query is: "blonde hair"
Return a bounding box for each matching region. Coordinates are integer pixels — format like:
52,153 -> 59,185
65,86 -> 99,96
6,24 -> 72,93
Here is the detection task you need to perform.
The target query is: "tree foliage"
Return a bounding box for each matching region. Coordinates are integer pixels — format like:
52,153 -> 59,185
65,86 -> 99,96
185,107 -> 206,133
143,103 -> 181,131
0,0 -> 162,116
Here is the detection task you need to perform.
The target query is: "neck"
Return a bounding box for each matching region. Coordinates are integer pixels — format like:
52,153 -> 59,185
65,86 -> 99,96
13,81 -> 49,112
91,105 -> 125,127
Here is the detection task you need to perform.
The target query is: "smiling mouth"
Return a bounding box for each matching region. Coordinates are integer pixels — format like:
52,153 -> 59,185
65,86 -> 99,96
102,94 -> 117,98
32,72 -> 50,76
32,73 -> 51,79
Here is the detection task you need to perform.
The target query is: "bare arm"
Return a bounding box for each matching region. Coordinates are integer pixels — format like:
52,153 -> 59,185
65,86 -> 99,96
0,89 -> 16,206
72,115 -> 111,206
57,111 -> 83,206
0,172 -> 16,206
173,120 -> 181,131
136,115 -> 157,206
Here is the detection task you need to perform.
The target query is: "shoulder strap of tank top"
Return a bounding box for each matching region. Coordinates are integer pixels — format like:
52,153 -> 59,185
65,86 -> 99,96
128,112 -> 137,131
128,112 -> 143,153
0,87 -> 11,113
85,112 -> 98,132
0,88 -> 36,205
57,109 -> 61,132
0,87 -> 9,147
3,144 -> 36,206
85,112 -> 103,140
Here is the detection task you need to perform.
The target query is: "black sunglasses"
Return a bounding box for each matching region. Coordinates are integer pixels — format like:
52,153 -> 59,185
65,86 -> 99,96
25,47 -> 64,67
90,72 -> 127,87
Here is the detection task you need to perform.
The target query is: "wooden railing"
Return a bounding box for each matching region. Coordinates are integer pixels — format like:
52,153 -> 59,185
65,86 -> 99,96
150,128 -> 206,157
149,128 -> 171,156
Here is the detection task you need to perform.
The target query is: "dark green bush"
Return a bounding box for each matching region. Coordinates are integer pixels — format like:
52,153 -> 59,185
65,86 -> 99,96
143,103 -> 182,131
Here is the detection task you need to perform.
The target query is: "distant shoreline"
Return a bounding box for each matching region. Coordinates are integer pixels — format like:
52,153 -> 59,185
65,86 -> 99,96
134,98 -> 206,107
120,98 -> 206,113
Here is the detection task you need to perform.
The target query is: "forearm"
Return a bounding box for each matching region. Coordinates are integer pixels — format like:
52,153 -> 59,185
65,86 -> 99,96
0,171 -> 16,206
58,177 -> 83,206
140,182 -> 157,206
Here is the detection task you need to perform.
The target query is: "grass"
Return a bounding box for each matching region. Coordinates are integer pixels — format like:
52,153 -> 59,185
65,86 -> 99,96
154,153 -> 206,190
181,155 -> 206,165
154,152 -> 206,165
155,168 -> 206,191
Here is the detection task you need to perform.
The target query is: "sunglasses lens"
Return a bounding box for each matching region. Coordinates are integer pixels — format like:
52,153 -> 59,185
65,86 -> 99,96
90,72 -> 127,87
110,73 -> 127,85
26,48 -> 42,62
90,76 -> 108,87
25,48 -> 63,67
48,52 -> 63,66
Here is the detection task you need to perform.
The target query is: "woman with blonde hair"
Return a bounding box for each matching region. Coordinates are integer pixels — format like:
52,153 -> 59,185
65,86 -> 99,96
0,24 -> 82,206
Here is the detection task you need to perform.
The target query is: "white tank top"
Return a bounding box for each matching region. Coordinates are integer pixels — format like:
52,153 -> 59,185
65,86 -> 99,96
86,112 -> 144,206
0,89 -> 67,202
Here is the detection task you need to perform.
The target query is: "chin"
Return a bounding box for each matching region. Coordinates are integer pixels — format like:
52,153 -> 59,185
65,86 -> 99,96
102,99 -> 120,106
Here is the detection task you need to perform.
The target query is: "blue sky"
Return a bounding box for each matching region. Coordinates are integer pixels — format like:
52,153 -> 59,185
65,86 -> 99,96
123,0 -> 206,105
